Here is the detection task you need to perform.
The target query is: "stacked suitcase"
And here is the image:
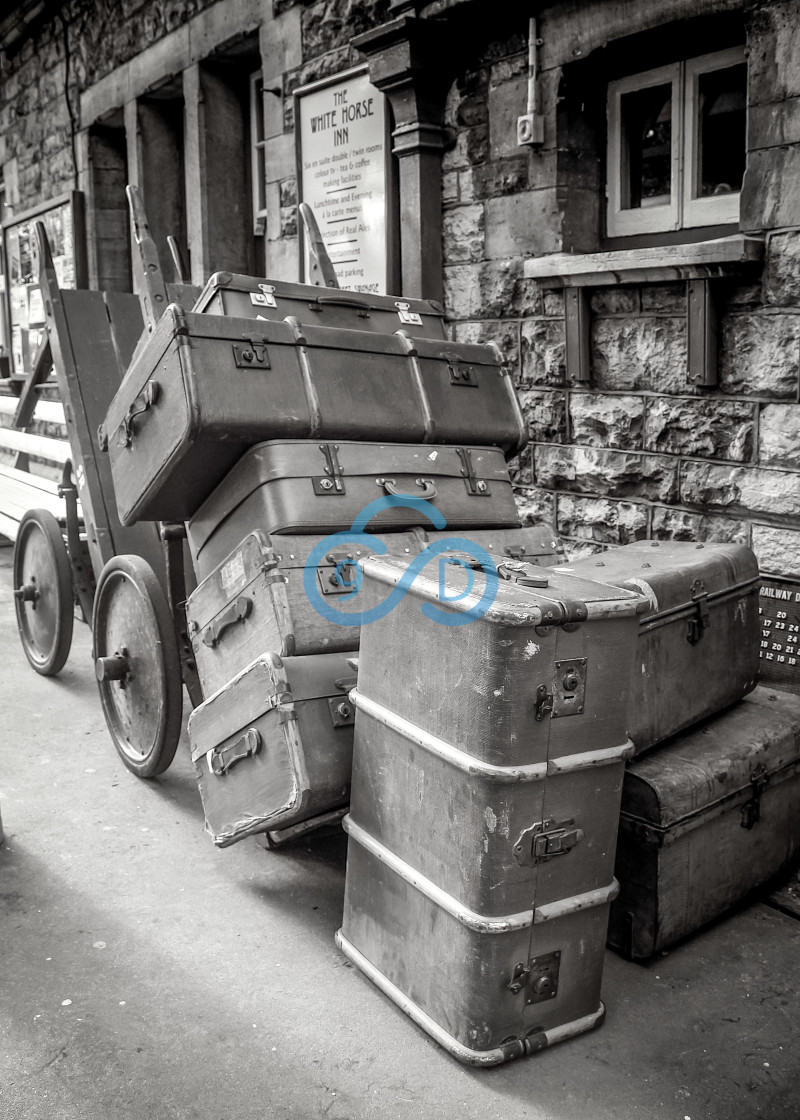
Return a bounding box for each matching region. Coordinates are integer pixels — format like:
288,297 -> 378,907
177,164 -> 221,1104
550,541 -> 800,961
100,273 -> 565,849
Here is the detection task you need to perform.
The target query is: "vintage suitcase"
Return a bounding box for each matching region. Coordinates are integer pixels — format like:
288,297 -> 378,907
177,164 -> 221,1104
337,554 -> 648,1066
100,305 -> 526,525
556,540 -> 760,754
608,685 -> 800,960
194,271 -> 447,337
186,440 -> 521,578
186,651 -> 357,847
185,524 -> 565,694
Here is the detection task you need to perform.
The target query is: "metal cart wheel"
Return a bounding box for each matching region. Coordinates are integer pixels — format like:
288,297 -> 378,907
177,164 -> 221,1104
13,508 -> 75,676
92,554 -> 183,778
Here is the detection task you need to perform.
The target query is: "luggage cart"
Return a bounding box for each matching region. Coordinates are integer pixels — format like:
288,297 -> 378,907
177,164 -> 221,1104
11,196 -> 203,778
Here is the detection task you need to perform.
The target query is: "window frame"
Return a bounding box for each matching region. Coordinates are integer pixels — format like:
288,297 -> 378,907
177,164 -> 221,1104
249,69 -> 267,237
606,47 -> 746,239
682,46 -> 746,229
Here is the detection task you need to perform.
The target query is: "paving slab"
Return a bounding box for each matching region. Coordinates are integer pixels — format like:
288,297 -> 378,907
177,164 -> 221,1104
1,549 -> 798,1120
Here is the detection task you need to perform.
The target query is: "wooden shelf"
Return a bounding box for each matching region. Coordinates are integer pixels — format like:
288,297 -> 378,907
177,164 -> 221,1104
523,235 -> 765,289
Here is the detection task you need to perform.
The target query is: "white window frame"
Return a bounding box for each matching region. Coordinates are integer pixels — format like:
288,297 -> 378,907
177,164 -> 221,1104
607,62 -> 681,238
682,46 -> 745,229
250,70 -> 267,236
606,47 -> 745,238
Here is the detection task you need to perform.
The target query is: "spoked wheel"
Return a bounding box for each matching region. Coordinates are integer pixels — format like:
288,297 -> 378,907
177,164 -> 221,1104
13,508 -> 74,676
92,555 -> 183,778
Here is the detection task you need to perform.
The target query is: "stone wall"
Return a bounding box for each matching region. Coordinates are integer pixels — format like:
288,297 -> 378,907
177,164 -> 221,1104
441,1 -> 800,575
1,0 -> 798,577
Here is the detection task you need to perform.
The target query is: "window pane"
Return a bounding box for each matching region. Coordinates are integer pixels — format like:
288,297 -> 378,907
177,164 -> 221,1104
620,82 -> 672,209
697,63 -> 746,197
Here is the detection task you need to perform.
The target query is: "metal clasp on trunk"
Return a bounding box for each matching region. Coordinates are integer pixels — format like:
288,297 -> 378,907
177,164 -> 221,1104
313,443 -> 346,496
740,762 -> 770,829
233,336 -> 271,369
687,578 -> 710,645
456,446 -> 491,497
507,950 -> 561,1003
514,818 -> 584,866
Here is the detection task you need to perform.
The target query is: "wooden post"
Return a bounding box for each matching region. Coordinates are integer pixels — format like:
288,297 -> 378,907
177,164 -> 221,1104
564,287 -> 591,384
353,16 -> 454,304
687,278 -> 719,387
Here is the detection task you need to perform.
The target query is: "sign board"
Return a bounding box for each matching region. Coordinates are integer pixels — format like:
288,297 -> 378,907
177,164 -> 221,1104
296,67 -> 393,294
2,191 -> 86,376
758,574 -> 800,696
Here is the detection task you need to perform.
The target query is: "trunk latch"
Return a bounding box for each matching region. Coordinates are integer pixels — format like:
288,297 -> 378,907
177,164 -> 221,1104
741,762 -> 770,829
551,657 -> 586,718
233,336 -> 271,369
688,578 -> 710,645
514,818 -> 584,866
313,443 -> 346,496
456,446 -> 491,497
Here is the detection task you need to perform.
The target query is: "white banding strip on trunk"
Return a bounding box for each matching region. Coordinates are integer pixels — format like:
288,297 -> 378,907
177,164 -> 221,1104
352,688 -> 632,779
344,814 -> 618,932
335,930 -> 606,1067
351,689 -> 548,783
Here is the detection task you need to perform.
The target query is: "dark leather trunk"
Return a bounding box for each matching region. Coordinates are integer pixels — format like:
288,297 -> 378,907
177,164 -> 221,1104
186,440 -> 520,578
608,686 -> 800,960
101,305 -> 526,525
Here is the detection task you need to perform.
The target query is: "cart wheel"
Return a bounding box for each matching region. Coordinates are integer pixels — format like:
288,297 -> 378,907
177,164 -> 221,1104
13,508 -> 74,676
92,555 -> 182,778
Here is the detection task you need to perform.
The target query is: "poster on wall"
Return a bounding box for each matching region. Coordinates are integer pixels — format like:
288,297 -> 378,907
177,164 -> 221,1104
2,191 -> 86,376
295,67 -> 394,294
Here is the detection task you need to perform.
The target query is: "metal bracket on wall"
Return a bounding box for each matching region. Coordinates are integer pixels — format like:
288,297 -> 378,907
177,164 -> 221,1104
687,278 -> 719,387
564,287 -> 591,384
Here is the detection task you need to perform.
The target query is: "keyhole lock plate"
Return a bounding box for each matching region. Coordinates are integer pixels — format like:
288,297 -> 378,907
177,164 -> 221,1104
507,950 -> 561,1004
551,658 -> 587,719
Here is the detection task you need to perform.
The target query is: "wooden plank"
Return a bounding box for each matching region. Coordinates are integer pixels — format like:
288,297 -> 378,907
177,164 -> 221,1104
0,397 -> 65,424
0,510 -> 21,541
0,464 -> 61,495
12,333 -> 53,430
0,427 -> 71,463
523,235 -> 765,288
0,474 -> 66,518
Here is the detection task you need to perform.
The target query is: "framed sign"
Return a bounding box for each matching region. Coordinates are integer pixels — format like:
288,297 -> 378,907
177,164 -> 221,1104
2,191 -> 86,376
295,66 -> 396,294
758,574 -> 800,696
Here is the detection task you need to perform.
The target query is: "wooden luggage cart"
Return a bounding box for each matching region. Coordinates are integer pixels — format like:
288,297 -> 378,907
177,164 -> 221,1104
9,196 -> 203,778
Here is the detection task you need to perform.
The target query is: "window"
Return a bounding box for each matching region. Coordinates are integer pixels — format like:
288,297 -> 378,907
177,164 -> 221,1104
250,70 -> 267,236
606,47 -> 746,238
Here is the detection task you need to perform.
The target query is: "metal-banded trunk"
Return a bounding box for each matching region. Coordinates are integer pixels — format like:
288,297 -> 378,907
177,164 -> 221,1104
557,540 -> 760,754
609,685 -> 800,960
338,556 -> 647,1065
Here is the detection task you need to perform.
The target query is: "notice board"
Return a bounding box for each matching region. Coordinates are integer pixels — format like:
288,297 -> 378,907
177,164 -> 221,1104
2,191 -> 86,376
758,574 -> 800,696
295,67 -> 394,294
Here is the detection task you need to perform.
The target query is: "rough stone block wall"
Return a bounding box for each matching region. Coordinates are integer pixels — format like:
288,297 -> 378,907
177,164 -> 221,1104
442,6 -> 800,577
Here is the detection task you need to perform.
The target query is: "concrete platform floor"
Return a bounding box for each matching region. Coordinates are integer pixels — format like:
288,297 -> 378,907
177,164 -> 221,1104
1,547 -> 799,1120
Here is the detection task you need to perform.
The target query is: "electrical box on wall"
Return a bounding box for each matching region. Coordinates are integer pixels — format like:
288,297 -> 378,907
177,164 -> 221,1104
517,113 -> 544,146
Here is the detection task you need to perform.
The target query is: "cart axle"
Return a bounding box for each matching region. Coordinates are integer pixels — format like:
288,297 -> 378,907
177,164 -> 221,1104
96,649 -> 131,683
14,581 -> 40,604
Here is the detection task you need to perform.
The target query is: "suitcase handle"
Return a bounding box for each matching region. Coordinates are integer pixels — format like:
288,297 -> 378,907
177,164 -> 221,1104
380,477 -> 437,501
312,294 -> 371,312
208,728 -> 261,777
201,596 -> 253,648
115,380 -> 160,448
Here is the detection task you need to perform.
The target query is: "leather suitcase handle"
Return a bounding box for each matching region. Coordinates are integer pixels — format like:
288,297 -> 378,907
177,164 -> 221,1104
312,294 -> 371,311
379,477 -> 437,501
208,728 -> 261,777
114,380 -> 160,447
202,596 -> 252,648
